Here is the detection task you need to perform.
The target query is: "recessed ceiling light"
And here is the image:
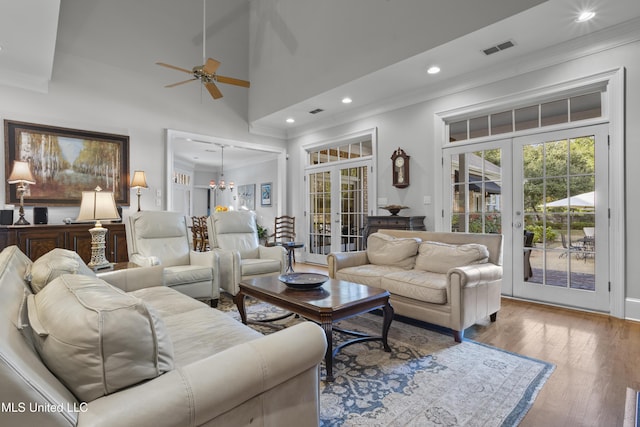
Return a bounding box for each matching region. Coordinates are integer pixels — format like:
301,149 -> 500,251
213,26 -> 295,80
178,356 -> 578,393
427,66 -> 441,75
576,11 -> 595,22
286,118 -> 295,123
342,97 -> 353,104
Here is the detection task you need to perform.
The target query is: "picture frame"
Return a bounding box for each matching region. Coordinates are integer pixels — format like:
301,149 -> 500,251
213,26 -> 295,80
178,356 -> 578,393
260,182 -> 272,206
237,183 -> 256,211
4,120 -> 130,206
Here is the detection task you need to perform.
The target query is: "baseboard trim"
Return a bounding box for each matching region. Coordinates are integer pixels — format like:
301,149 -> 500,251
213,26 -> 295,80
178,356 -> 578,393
623,387 -> 639,427
624,298 -> 640,322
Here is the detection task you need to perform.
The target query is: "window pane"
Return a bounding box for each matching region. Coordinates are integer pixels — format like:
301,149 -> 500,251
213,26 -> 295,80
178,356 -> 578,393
541,99 -> 568,126
515,105 -> 539,131
361,140 -> 373,156
545,139 -> 568,177
469,116 -> 489,139
449,120 -> 467,142
570,92 -> 601,121
491,111 -> 512,135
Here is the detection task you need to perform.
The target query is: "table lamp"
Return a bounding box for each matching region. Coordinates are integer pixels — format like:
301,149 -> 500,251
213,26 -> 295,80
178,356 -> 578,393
7,160 -> 36,225
76,186 -> 121,270
130,170 -> 148,212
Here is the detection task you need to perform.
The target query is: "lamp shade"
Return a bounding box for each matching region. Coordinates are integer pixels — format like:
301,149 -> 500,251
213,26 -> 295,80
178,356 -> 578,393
131,170 -> 148,188
76,189 -> 120,222
7,161 -> 36,184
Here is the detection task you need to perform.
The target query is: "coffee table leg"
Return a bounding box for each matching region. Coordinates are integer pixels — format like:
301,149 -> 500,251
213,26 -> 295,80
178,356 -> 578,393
233,292 -> 248,325
381,301 -> 394,352
321,316 -> 334,381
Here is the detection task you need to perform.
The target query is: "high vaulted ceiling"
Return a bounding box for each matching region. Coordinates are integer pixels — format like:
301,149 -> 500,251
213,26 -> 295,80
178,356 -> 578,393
2,0 -> 640,166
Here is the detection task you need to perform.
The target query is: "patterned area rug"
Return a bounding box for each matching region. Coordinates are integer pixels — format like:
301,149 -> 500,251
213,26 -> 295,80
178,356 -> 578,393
218,294 -> 554,427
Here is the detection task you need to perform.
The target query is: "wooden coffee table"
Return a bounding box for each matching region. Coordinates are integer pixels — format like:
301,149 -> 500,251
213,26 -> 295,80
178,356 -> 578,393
234,276 -> 393,381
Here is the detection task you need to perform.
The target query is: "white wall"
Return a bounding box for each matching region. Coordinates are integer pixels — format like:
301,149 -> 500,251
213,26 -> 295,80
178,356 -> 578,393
287,40 -> 640,308
0,2 -> 285,226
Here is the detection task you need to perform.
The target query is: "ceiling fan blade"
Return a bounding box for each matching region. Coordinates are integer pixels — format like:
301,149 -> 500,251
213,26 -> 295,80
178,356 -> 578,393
203,58 -> 221,75
165,78 -> 198,88
205,82 -> 223,99
156,62 -> 193,74
216,75 -> 251,88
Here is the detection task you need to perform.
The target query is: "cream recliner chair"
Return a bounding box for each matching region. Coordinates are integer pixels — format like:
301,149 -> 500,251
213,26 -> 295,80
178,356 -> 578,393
126,211 -> 220,306
207,210 -> 286,296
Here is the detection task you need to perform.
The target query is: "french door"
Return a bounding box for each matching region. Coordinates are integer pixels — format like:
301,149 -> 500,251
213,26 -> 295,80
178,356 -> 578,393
306,160 -> 372,264
444,124 -> 609,312
512,125 -> 608,311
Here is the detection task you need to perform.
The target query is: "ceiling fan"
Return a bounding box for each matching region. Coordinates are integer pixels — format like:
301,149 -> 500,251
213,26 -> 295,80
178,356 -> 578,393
155,0 -> 249,100
156,58 -> 250,100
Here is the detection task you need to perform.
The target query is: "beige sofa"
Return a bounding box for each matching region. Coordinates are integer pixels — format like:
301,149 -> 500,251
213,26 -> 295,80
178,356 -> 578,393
328,230 -> 503,342
0,245 -> 327,427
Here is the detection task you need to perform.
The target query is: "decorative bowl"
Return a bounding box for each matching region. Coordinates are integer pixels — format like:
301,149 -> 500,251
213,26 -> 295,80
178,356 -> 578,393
279,273 -> 329,290
381,205 -> 409,216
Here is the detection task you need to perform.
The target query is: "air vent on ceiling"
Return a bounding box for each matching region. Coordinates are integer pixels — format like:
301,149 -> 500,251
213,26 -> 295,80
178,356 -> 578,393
309,108 -> 324,114
483,40 -> 515,56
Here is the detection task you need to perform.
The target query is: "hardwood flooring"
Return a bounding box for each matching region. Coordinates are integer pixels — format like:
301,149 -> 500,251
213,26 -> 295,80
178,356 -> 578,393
294,262 -> 640,427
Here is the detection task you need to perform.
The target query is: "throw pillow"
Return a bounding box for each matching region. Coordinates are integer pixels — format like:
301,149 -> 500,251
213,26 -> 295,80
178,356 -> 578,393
415,241 -> 490,274
366,232 -> 420,269
27,274 -> 174,402
27,248 -> 96,293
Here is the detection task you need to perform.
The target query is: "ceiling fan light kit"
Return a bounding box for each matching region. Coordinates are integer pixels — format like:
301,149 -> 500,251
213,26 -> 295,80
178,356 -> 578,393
156,0 -> 249,100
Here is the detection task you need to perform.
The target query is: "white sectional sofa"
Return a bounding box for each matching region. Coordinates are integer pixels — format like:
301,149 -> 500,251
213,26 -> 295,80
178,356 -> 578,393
0,245 -> 326,427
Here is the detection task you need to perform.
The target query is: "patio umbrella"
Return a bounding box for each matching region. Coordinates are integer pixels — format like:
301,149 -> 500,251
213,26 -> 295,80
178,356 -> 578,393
546,191 -> 594,208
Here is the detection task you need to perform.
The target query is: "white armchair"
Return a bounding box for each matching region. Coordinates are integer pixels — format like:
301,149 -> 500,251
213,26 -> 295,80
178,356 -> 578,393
125,211 -> 220,306
206,211 -> 286,296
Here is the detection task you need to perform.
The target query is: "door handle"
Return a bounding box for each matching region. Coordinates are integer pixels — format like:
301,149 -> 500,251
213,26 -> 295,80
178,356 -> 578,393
514,221 -> 522,228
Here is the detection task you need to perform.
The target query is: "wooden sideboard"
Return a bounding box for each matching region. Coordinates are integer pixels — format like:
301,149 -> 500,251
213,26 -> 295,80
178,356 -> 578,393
0,223 -> 128,264
364,215 -> 426,241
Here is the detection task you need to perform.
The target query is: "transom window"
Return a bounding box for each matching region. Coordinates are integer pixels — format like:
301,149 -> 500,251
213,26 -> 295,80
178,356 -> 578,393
449,92 -> 601,143
308,139 -> 373,165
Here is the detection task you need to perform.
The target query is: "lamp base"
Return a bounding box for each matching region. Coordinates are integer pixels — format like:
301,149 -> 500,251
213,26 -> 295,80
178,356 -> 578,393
87,224 -> 111,270
14,215 -> 30,225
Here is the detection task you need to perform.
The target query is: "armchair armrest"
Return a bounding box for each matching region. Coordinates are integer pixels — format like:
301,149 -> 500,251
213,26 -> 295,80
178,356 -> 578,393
327,251 -> 369,278
212,248 -> 241,295
78,322 -> 327,427
98,265 -> 164,292
447,263 -> 503,288
258,245 -> 287,271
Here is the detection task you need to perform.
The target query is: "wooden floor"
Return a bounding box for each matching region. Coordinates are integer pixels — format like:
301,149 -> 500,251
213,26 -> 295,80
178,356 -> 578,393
294,262 -> 640,427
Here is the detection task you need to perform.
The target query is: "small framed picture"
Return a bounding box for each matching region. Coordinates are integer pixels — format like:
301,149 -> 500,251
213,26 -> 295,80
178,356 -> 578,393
260,182 -> 272,206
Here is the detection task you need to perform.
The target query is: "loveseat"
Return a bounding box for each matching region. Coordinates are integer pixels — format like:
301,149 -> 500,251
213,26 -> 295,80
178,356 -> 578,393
328,230 -> 503,342
0,245 -> 327,427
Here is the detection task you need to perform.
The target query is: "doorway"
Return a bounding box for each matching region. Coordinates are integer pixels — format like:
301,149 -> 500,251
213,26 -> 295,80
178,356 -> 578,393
444,124 -> 609,312
306,160 -> 372,264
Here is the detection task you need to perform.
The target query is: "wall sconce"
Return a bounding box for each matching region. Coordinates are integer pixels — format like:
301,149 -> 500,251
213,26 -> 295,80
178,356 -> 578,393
130,170 -> 148,212
7,160 -> 36,225
76,186 -> 121,270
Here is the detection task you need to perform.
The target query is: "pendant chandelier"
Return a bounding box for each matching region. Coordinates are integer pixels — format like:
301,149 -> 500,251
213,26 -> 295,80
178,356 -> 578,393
209,145 -> 234,191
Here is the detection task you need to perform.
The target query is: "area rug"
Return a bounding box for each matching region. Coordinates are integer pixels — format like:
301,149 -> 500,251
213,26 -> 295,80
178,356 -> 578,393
218,295 -> 555,427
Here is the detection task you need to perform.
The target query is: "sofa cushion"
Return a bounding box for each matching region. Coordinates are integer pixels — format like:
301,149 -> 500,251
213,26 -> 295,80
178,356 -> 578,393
27,248 -> 96,293
26,274 -> 174,402
381,270 -> 448,304
415,241 -> 489,274
366,233 -> 420,269
335,264 -> 406,289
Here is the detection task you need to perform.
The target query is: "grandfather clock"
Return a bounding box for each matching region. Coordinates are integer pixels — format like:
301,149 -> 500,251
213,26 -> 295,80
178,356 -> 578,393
391,147 -> 410,188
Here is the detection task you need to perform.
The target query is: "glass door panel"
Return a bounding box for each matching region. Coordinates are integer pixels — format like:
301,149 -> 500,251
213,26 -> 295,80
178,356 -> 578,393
513,125 -> 607,311
306,161 -> 371,264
